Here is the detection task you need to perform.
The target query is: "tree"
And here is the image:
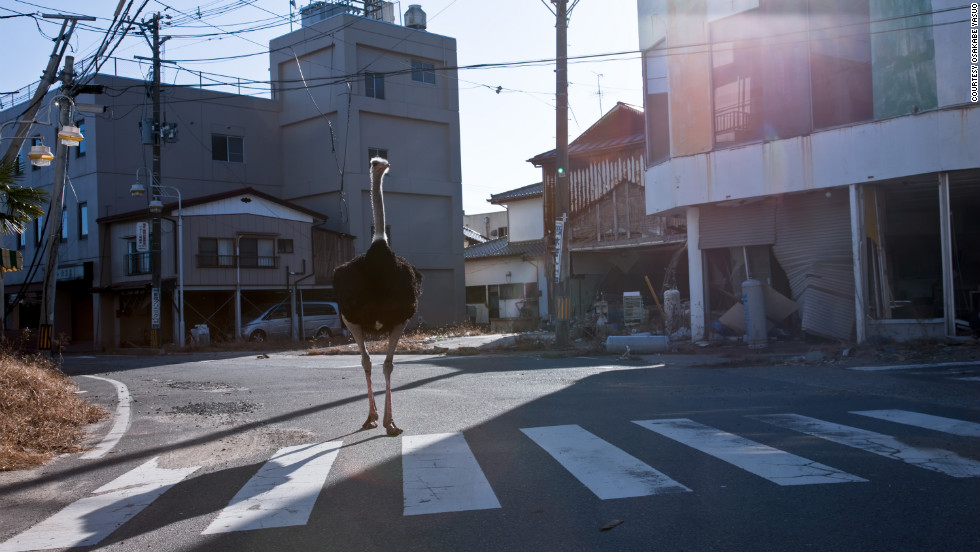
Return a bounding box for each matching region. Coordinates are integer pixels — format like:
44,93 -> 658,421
0,158 -> 47,236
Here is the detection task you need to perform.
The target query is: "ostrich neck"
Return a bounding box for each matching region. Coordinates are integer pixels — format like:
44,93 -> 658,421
371,171 -> 387,243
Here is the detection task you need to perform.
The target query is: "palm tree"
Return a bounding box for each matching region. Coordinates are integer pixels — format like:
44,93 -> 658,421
0,158 -> 47,236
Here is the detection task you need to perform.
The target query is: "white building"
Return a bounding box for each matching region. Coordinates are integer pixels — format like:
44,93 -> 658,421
636,0 -> 979,342
464,183 -> 547,329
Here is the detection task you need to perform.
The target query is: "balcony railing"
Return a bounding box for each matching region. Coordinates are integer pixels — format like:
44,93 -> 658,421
196,254 -> 279,269
126,252 -> 151,275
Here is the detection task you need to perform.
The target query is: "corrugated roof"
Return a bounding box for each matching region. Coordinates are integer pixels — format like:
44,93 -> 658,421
489,182 -> 543,205
527,102 -> 645,165
464,237 -> 546,260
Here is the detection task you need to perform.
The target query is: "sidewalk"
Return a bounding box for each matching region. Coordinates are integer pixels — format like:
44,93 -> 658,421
409,331 -> 979,370
59,328 -> 979,371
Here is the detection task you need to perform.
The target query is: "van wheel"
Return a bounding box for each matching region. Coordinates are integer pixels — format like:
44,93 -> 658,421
314,328 -> 332,339
249,330 -> 266,343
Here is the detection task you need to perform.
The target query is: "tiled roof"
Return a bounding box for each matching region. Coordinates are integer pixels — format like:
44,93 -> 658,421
489,182 -> 543,205
463,225 -> 488,243
464,237 -> 546,260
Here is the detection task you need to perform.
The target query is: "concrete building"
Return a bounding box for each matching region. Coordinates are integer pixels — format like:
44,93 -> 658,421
463,211 -> 509,241
0,3 -> 463,349
270,9 -> 464,326
636,0 -> 979,342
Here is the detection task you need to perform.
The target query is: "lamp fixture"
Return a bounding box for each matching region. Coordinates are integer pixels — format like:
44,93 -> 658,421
27,144 -> 54,167
57,124 -> 84,147
130,183 -> 146,196
148,199 -> 163,213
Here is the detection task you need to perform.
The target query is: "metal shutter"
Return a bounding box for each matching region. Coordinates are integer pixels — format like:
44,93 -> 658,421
771,191 -> 854,340
699,199 -> 776,249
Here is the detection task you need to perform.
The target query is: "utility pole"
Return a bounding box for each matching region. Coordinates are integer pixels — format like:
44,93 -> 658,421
1,15 -> 91,165
38,56 -> 75,352
137,13 -> 170,349
553,0 -> 573,347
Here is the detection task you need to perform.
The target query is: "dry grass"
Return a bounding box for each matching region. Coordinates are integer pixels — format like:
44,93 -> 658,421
0,352 -> 108,471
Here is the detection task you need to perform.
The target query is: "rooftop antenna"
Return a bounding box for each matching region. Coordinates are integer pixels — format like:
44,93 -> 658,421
594,72 -> 604,116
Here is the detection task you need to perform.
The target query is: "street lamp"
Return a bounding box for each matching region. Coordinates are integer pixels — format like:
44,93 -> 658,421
0,119 -> 55,167
132,172 -> 184,347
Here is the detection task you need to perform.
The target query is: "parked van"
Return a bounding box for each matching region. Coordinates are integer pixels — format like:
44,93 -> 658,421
241,301 -> 343,342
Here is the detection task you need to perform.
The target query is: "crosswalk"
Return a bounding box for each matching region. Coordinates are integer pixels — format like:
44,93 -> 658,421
2,408 -> 977,551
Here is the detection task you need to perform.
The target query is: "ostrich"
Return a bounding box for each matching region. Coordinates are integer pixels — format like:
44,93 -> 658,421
333,158 -> 422,437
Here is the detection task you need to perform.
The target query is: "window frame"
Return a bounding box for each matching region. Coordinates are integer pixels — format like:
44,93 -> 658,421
75,120 -> 86,158
126,240 -> 151,275
60,208 -> 68,242
78,202 -> 88,239
365,72 -> 385,99
211,133 -> 245,163
197,237 -> 236,268
411,60 -> 436,85
238,236 -> 277,268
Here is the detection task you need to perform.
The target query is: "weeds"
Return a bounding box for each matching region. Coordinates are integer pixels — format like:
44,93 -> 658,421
0,352 -> 108,471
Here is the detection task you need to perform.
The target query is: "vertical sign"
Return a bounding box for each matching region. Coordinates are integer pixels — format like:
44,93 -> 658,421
554,218 -> 565,284
136,222 -> 149,252
151,288 -> 161,329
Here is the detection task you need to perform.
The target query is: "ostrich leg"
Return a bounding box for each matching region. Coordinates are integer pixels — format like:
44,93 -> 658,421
344,318 -> 379,430
381,322 -> 406,436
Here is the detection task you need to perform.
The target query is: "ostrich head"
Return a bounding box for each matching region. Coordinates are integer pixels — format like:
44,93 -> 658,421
370,157 -> 390,181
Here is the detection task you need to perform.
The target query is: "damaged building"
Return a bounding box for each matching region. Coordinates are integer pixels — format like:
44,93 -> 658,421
636,0 -> 979,343
529,102 -> 686,329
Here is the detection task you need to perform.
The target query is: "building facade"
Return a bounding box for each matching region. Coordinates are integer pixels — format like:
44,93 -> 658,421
0,5 -> 464,349
464,183 -> 548,329
636,0 -> 979,342
529,102 -> 686,326
270,10 -> 464,326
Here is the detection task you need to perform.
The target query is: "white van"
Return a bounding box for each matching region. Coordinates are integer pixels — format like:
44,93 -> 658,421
241,301 -> 343,342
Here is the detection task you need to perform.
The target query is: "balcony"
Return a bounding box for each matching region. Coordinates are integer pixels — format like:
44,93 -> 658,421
196,254 -> 279,269
126,252 -> 151,276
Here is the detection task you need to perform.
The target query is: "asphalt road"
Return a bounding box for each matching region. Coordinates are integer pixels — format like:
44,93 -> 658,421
1,350 -> 978,551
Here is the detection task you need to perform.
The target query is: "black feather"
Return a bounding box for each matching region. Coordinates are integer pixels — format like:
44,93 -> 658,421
333,240 -> 423,333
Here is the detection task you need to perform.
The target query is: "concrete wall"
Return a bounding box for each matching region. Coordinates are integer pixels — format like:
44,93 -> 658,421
464,256 -> 548,319
507,198 -> 544,243
645,107 -> 980,214
269,14 -> 463,327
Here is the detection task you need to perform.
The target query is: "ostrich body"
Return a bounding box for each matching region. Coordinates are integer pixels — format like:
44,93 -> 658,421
333,158 -> 422,436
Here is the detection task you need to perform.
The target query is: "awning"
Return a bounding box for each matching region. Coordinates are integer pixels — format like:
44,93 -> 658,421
1,248 -> 23,272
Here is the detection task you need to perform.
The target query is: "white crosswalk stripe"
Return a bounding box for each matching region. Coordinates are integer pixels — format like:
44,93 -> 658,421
3,409 -> 978,549
521,424 -> 691,499
851,410 -> 980,438
633,418 -> 867,485
203,441 -> 343,534
402,433 -> 501,515
750,414 -> 980,478
0,458 -> 198,552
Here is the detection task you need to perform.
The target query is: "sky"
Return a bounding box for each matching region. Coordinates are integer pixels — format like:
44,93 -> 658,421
0,0 -> 643,215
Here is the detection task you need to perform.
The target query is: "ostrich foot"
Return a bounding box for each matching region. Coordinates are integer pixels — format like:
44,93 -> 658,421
362,412 -> 379,430
384,419 -> 403,437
